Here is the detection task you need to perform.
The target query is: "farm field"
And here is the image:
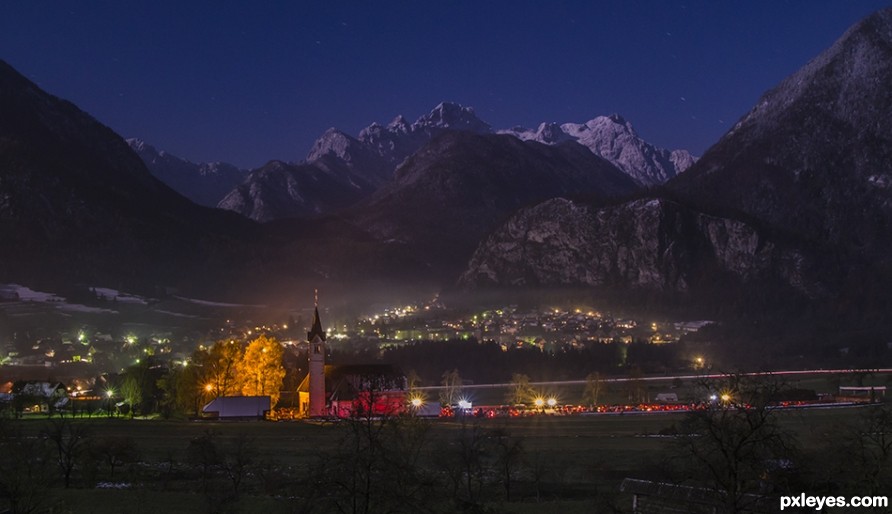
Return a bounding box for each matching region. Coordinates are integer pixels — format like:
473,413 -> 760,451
1,403 -> 877,513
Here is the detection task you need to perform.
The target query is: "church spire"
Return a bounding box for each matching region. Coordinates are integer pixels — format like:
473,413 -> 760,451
308,291 -> 326,342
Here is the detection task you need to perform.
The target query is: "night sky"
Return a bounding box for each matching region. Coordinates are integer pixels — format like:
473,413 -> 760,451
1,1 -> 889,169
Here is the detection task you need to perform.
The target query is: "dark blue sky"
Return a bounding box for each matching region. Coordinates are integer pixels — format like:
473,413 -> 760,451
1,1 -> 889,168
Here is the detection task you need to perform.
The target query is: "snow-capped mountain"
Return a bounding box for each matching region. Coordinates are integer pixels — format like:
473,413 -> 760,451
221,102 -> 494,221
501,114 -> 695,186
306,102 -> 492,181
224,102 -> 690,222
461,8 -> 892,318
127,139 -> 247,207
348,132 -> 639,276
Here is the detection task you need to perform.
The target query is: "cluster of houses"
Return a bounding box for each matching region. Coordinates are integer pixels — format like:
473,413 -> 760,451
0,380 -> 69,414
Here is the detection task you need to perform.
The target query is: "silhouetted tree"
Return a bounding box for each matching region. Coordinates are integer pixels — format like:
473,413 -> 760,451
42,418 -> 91,488
673,375 -> 796,513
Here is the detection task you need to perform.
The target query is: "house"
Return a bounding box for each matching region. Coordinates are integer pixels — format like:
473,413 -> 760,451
655,393 -> 679,403
11,381 -> 69,412
202,396 -> 271,420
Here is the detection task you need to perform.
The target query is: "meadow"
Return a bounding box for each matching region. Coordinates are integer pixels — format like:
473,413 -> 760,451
1,403 -> 878,514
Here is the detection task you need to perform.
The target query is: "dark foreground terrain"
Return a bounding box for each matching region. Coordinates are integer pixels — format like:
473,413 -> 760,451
1,398 -> 890,514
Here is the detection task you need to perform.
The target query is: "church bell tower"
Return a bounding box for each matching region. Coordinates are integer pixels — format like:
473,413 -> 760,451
307,291 -> 327,417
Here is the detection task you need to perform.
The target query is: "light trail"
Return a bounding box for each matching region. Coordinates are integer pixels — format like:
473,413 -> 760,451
414,368 -> 892,391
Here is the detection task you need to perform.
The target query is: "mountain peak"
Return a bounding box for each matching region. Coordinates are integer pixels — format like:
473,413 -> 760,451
728,7 -> 892,140
125,138 -> 155,154
387,115 -> 410,130
674,6 -> 892,255
583,114 -> 636,136
415,102 -> 492,132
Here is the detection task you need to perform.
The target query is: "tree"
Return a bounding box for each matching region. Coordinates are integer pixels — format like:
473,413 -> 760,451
0,420 -> 54,513
507,373 -> 533,406
311,378 -> 434,514
626,365 -> 646,403
220,433 -> 255,501
206,340 -> 244,398
90,436 -> 139,479
817,403 -> 892,500
439,368 -> 462,407
674,376 -> 796,513
43,418 -> 91,488
492,428 -> 524,502
238,335 -> 285,407
120,375 -> 142,419
582,372 -> 603,408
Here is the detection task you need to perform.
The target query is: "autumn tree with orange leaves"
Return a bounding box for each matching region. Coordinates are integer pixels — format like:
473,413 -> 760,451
237,335 -> 286,407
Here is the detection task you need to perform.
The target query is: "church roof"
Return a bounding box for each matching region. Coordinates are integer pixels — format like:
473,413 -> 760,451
307,306 -> 326,342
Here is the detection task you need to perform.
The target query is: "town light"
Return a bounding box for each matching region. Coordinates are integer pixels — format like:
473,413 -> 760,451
709,394 -> 718,401
106,389 -> 114,398
205,384 -> 213,392
546,397 -> 557,407
458,399 -> 472,410
534,397 -> 545,408
721,393 -> 732,403
410,397 -> 423,408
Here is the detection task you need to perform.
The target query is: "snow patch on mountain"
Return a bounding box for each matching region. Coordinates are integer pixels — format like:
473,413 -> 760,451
500,114 -> 695,186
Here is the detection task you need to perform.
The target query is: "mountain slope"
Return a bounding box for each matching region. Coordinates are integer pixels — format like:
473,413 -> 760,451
501,114 -> 695,186
460,196 -> 816,296
0,59 -> 256,288
460,9 -> 892,316
218,102 -> 493,221
670,8 -> 892,256
217,155 -> 374,222
349,132 -> 639,276
127,139 -> 247,208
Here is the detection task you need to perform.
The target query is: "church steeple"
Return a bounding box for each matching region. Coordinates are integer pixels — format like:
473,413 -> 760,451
307,289 -> 327,417
308,306 -> 326,342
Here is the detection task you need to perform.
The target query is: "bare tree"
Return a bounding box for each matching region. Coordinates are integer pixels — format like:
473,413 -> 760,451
507,373 -> 533,406
673,375 -> 796,513
90,435 -> 139,479
220,433 -> 255,500
439,368 -> 462,407
315,377 -> 434,514
492,427 -> 524,502
0,420 -> 54,513
42,418 -> 91,488
818,403 -> 892,501
582,371 -> 603,408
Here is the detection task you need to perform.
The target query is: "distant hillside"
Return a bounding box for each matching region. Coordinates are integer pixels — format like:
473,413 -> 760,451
127,139 -> 247,208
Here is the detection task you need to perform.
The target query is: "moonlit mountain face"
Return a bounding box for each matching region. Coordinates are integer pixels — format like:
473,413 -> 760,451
2,8 -> 891,324
347,131 -> 640,277
460,8 -> 892,316
671,8 -> 892,257
212,102 -> 690,222
502,114 -> 696,186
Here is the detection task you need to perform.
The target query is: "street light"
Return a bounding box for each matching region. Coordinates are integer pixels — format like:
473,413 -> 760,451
546,397 -> 557,407
105,389 -> 115,418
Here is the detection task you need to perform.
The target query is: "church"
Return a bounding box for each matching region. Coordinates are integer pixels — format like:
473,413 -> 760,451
297,302 -> 408,418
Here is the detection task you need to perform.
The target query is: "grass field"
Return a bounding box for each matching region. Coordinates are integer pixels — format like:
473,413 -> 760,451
2,402 -> 878,513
